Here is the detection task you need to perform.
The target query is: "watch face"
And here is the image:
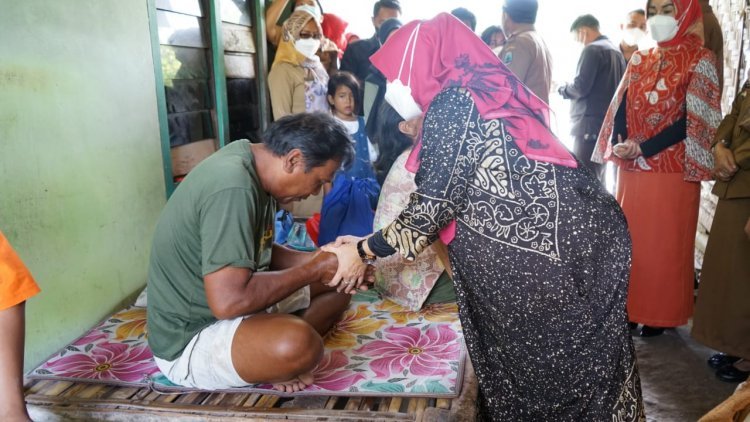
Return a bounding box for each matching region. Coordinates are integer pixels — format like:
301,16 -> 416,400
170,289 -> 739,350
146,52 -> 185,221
361,257 -> 376,265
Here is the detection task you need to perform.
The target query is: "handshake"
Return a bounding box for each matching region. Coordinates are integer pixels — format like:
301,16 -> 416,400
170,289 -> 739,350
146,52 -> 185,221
312,235 -> 376,295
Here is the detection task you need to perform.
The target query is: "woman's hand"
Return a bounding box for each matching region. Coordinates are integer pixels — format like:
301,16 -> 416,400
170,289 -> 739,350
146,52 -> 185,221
331,235 -> 363,247
321,242 -> 369,294
612,135 -> 642,160
713,142 -> 738,182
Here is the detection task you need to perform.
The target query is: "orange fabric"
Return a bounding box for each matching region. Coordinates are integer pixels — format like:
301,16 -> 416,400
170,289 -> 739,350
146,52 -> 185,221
0,231 -> 40,311
616,169 -> 699,327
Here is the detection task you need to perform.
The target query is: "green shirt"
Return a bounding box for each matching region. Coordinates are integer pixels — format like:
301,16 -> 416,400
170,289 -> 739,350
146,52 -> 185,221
147,140 -> 276,361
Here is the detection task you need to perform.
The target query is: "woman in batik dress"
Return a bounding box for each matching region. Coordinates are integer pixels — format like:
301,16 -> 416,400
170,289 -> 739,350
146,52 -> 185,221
324,13 -> 644,421
593,0 -> 720,337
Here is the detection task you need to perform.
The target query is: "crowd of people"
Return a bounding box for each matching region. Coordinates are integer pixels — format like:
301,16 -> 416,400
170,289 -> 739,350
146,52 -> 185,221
3,0 -> 749,420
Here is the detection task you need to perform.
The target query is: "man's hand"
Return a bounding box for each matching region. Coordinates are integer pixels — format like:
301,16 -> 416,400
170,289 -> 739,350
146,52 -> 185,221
612,135 -> 642,160
308,250 -> 338,284
713,142 -> 738,182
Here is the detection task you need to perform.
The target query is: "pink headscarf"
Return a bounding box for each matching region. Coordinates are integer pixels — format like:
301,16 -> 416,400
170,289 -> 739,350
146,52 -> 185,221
370,13 -> 576,173
370,13 -> 576,244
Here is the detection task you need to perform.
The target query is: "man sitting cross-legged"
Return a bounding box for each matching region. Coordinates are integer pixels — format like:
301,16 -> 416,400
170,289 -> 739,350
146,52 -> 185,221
147,112 -> 356,393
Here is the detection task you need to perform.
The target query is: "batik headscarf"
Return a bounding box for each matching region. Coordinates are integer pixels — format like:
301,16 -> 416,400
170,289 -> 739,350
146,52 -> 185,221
593,0 -> 719,181
370,13 -> 577,173
273,9 -> 324,67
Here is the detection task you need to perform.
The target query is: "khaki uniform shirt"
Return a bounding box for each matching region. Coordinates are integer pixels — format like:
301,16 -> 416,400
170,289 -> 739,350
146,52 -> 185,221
713,81 -> 750,199
498,25 -> 553,104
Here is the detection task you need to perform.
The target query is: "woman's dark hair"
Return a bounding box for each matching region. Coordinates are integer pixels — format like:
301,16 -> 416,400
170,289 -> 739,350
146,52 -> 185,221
480,25 -> 504,46
263,112 -> 354,171
373,102 -> 413,185
327,71 -> 361,111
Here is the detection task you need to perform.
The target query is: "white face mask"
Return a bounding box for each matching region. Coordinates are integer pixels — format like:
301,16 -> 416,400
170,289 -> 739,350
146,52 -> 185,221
385,79 -> 423,120
384,23 -> 423,120
622,27 -> 646,46
294,38 -> 321,59
647,15 -> 678,43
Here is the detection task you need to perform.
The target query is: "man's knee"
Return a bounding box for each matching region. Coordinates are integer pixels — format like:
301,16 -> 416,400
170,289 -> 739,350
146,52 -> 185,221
271,316 -> 324,371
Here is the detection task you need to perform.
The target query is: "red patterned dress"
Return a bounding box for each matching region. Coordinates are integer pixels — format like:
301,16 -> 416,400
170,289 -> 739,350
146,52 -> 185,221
594,34 -> 720,327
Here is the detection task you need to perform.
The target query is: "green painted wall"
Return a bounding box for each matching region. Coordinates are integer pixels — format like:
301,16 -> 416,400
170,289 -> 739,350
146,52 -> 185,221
0,1 -> 166,370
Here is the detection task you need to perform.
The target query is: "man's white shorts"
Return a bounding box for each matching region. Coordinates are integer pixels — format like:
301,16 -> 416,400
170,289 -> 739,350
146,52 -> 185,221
154,285 -> 310,390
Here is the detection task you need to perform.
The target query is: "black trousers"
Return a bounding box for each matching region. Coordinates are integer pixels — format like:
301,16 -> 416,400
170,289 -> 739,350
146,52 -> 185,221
573,134 -> 605,183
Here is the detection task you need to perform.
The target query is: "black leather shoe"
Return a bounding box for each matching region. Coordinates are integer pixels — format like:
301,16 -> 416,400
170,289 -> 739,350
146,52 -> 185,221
707,353 -> 741,370
639,326 -> 665,337
716,365 -> 750,383
628,322 -> 638,330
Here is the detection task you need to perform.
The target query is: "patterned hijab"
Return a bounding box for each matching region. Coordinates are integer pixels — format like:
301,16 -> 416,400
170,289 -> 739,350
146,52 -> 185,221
370,13 -> 577,172
273,9 -> 323,67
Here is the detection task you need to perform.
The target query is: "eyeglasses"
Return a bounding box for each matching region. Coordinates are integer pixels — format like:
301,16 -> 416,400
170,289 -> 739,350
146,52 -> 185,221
298,31 -> 322,40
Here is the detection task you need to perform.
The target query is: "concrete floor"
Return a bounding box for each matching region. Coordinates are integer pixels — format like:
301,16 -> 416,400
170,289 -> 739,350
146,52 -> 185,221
634,323 -> 738,421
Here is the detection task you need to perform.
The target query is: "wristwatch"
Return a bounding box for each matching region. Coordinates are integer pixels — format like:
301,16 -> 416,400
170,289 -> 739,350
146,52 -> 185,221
356,239 -> 377,265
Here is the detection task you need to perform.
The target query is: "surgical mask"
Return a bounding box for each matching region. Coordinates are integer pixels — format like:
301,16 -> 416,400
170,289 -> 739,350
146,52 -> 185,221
294,4 -> 321,22
384,23 -> 423,120
647,15 -> 678,43
294,38 -> 321,60
622,27 -> 646,46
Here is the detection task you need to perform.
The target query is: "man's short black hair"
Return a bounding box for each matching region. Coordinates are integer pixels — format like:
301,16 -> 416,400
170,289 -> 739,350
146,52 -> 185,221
451,7 -> 477,32
262,113 -> 354,171
630,9 -> 646,17
373,0 -> 401,18
570,14 -> 600,32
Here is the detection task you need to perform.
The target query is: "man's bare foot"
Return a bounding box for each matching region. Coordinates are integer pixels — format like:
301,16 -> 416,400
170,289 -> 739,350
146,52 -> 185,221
272,371 -> 314,393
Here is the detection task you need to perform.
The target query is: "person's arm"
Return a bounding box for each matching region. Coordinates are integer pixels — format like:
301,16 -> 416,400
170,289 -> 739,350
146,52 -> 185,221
204,251 -> 337,320
559,46 -> 598,100
265,0 -> 292,47
268,64 -> 295,120
196,187 -> 335,319
714,82 -> 746,148
611,90 -> 628,145
639,115 -> 687,157
682,53 -> 722,180
713,85 -> 746,180
325,89 -> 473,289
270,243 -> 315,270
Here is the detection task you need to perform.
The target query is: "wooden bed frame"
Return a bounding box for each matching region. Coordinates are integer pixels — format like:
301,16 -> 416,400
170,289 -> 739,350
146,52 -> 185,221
24,360 -> 478,421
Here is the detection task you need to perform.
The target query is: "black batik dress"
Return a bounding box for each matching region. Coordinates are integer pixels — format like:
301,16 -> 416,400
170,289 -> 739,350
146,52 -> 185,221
379,88 -> 645,421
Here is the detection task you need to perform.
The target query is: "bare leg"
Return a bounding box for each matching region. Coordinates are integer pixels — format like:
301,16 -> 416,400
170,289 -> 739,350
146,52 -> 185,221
0,302 -> 31,422
231,313 -> 323,393
230,284 -> 350,393
301,281 -> 351,336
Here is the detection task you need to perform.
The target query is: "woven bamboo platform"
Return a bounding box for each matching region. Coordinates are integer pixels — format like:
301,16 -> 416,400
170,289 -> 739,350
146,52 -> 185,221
24,360 -> 478,421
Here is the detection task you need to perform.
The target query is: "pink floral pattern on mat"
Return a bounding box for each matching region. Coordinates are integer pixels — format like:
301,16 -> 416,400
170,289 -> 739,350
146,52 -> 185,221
355,325 -> 461,378
30,293 -> 464,396
45,342 -> 158,383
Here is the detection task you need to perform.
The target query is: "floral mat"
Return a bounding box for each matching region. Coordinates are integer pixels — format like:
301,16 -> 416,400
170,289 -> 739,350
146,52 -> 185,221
28,290 -> 466,397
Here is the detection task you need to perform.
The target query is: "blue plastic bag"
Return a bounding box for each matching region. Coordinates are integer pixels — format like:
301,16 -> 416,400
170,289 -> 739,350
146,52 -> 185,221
318,173 -> 381,246
274,209 -> 316,251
